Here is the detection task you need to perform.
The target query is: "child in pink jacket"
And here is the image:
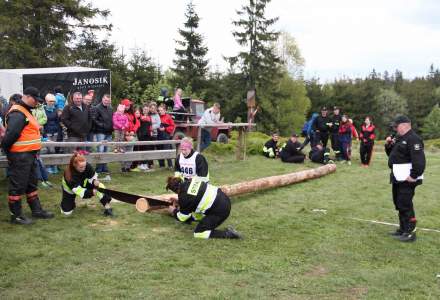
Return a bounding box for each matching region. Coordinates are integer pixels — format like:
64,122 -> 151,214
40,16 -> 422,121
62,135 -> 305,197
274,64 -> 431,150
113,104 -> 129,153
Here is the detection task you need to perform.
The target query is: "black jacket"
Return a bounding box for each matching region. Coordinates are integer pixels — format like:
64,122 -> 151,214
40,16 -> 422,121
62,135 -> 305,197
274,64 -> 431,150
61,104 -> 92,138
63,162 -> 97,198
385,129 -> 425,182
175,150 -> 209,178
1,100 -> 33,152
280,139 -> 304,158
331,114 -> 342,133
309,146 -> 329,164
93,103 -> 113,135
313,115 -> 332,133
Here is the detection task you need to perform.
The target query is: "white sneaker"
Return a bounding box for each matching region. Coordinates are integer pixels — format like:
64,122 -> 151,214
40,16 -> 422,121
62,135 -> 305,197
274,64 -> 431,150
101,175 -> 112,181
347,161 -> 352,166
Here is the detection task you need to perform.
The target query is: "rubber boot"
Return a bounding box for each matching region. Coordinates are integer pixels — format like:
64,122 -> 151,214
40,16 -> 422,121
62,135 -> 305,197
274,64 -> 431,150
103,208 -> 114,217
224,226 -> 243,239
28,198 -> 54,219
9,201 -> 33,225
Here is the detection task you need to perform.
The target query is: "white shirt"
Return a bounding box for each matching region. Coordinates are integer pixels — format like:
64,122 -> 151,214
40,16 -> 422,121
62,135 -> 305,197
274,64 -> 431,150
198,108 -> 220,125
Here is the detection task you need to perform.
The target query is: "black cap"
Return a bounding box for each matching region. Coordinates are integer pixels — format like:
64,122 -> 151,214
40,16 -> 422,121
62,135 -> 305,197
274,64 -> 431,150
321,106 -> 327,111
291,132 -> 298,137
393,115 -> 411,126
23,86 -> 44,103
333,106 -> 340,110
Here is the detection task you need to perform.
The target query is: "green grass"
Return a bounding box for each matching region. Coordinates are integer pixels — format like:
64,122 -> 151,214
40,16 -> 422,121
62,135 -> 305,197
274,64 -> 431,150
0,147 -> 439,299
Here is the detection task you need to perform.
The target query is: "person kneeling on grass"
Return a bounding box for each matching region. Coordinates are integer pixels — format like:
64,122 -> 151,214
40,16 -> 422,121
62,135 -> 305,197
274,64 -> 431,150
279,132 -> 305,163
309,143 -> 334,165
263,131 -> 280,158
166,176 -> 242,239
61,152 -> 113,216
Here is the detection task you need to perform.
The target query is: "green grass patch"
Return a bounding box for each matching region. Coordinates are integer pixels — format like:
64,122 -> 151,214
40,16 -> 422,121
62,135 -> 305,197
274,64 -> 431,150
0,148 -> 439,299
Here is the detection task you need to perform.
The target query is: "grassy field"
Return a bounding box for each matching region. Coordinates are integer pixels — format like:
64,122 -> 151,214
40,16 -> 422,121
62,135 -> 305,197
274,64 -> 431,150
0,145 -> 439,299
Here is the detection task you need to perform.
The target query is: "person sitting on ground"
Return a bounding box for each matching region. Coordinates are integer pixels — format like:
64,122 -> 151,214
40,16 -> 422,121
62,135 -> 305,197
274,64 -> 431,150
175,137 -> 209,182
61,152 -> 113,217
263,131 -> 280,158
309,143 -> 333,164
279,132 -> 305,163
166,176 -> 242,239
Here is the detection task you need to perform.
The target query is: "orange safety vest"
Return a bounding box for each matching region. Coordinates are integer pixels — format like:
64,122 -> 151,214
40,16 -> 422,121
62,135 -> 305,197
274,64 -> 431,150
6,104 -> 41,152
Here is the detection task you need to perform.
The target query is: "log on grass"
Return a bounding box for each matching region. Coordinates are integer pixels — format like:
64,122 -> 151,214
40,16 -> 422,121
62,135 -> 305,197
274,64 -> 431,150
154,164 -> 336,202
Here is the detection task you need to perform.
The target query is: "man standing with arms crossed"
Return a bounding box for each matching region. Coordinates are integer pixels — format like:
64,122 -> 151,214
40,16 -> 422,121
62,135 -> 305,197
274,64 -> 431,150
1,87 -> 54,224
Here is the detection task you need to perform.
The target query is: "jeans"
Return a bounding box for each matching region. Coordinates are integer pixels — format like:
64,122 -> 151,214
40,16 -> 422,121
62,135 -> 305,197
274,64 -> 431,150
95,133 -> 112,173
200,129 -> 211,152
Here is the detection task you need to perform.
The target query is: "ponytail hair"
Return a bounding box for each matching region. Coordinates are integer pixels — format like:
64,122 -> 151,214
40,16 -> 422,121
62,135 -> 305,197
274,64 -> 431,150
64,152 -> 86,182
166,176 -> 183,193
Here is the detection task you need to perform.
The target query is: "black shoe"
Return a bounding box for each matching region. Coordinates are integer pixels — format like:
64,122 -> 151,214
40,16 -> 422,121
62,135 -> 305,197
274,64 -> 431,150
225,226 -> 243,239
28,198 -> 54,219
389,228 -> 404,237
10,214 -> 33,225
399,231 -> 416,242
103,208 -> 114,217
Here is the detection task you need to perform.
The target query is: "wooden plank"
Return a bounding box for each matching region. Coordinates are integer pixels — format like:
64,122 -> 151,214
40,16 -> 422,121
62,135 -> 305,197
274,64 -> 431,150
0,150 -> 176,167
196,126 -> 202,152
41,140 -> 181,148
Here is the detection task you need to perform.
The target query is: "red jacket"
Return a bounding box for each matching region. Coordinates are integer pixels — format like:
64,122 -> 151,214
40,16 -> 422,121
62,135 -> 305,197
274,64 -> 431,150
160,113 -> 175,135
125,112 -> 140,134
359,124 -> 376,144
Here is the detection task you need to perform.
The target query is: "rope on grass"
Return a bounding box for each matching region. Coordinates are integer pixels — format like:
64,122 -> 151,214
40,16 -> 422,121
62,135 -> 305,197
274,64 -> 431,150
350,217 -> 440,233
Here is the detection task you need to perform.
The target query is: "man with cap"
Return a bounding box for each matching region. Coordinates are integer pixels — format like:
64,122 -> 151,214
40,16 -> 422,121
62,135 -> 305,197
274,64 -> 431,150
174,137 -> 209,182
1,87 -> 54,224
312,106 -> 332,148
330,106 -> 342,160
279,133 -> 305,163
385,115 -> 425,242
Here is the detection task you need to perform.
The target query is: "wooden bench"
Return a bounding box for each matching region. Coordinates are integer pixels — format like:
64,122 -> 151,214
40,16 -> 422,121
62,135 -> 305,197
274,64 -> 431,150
0,140 -> 180,168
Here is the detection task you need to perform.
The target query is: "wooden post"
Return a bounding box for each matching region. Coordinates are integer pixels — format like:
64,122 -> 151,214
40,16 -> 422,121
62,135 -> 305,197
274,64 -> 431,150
235,127 -> 244,160
196,126 -> 202,152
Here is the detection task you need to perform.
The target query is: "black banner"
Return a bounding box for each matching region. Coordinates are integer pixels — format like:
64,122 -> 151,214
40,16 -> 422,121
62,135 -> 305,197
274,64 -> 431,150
23,70 -> 111,104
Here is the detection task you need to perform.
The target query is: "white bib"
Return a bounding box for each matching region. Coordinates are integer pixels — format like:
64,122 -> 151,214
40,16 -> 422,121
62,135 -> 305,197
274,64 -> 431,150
179,151 -> 199,179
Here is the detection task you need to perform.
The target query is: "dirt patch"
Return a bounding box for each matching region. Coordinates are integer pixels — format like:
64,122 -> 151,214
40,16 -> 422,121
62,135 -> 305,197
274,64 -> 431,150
341,287 -> 368,299
89,219 -> 119,228
305,265 -> 329,277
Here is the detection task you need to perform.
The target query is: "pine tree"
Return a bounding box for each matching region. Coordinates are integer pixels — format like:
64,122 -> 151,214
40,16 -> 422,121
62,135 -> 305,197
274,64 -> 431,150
171,1 -> 209,95
421,104 -> 440,139
0,0 -> 111,68
229,0 -> 281,89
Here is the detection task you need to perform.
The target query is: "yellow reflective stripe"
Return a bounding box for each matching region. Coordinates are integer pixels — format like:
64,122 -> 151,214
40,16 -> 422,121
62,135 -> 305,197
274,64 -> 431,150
196,185 -> 217,214
187,179 -> 202,196
62,178 -> 74,194
177,211 -> 191,222
13,139 -> 41,145
191,212 -> 204,221
98,182 -> 105,189
194,230 -> 211,239
174,172 -> 184,180
72,186 -> 87,198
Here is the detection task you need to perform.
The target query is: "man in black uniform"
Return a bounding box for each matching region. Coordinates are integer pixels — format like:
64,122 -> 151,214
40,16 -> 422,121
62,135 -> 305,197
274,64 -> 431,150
166,176 -> 242,239
262,131 -> 280,158
309,143 -> 333,164
1,87 -> 54,224
279,133 -> 305,163
312,106 -> 332,148
385,115 -> 425,242
330,106 -> 342,160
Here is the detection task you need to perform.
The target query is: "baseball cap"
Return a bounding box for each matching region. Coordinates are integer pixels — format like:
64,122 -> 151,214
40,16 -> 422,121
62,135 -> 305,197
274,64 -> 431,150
121,98 -> 132,107
393,115 -> 411,126
291,132 -> 298,137
23,87 -> 44,103
321,106 -> 327,111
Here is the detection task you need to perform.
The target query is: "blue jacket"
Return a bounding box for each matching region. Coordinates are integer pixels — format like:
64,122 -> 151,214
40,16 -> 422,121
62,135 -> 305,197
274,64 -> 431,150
302,113 -> 318,136
44,105 -> 61,135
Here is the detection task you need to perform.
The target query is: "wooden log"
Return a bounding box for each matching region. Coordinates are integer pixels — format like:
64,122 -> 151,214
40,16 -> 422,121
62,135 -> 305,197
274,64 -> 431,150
153,164 -> 337,203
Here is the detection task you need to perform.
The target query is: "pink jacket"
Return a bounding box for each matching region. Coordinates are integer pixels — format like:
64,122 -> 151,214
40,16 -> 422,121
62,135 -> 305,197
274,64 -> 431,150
113,112 -> 129,131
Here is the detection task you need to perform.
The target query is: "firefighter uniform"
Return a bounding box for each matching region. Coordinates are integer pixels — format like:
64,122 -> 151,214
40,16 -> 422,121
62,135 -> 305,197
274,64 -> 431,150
61,162 -> 112,216
330,111 -> 342,159
309,145 -> 332,164
385,117 -> 425,242
312,111 -> 332,148
174,150 -> 209,182
280,139 -> 305,163
171,179 -> 241,239
1,94 -> 54,224
263,138 -> 279,158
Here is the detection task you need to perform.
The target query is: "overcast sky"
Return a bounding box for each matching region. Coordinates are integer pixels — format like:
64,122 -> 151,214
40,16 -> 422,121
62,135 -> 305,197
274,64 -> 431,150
93,0 -> 440,82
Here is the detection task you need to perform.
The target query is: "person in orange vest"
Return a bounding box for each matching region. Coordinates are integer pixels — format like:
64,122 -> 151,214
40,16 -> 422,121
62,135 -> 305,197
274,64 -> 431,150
1,87 -> 54,225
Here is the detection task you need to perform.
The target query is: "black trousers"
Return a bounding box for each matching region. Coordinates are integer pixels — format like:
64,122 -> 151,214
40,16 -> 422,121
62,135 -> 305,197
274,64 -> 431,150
61,190 -> 111,213
314,131 -> 329,148
281,154 -> 305,163
330,133 -> 341,157
392,182 -> 417,232
7,152 -> 38,197
360,142 -> 374,165
195,190 -> 231,238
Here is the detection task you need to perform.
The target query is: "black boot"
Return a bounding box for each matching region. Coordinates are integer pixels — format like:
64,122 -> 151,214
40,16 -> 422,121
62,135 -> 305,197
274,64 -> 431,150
399,219 -> 417,243
9,201 -> 33,225
224,226 -> 243,239
28,198 -> 54,219
103,208 -> 114,217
